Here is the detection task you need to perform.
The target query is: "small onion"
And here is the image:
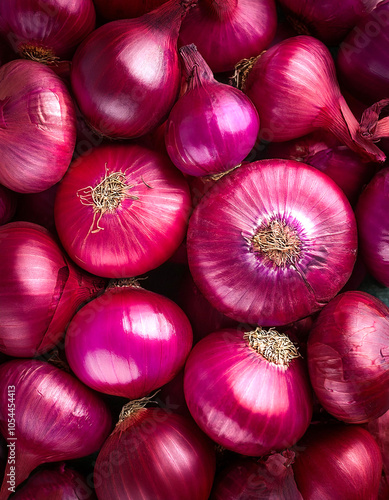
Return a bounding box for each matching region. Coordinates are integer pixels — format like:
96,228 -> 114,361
307,291 -> 389,423
0,359 -> 112,496
0,184 -> 17,225
93,0 -> 168,20
0,60 -> 76,193
292,425 -> 383,500
184,327 -> 313,456
65,282 -> 193,399
54,143 -> 191,278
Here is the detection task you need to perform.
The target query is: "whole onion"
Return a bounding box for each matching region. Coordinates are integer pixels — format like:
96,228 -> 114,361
184,327 -> 313,456
65,282 -> 193,399
187,160 -> 357,326
179,0 -> 277,73
240,35 -> 385,162
54,143 -> 191,278
292,425 -> 383,499
0,60 -> 76,193
165,44 -> 259,177
93,0 -> 168,20
0,359 -> 112,497
94,402 -> 216,500
71,0 -> 197,139
0,185 -> 17,226
0,0 -> 96,63
308,291 -> 389,423
0,222 -> 105,358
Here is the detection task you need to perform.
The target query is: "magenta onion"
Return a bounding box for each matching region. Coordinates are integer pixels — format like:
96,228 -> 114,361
293,425 -> 383,499
94,403 -> 216,500
65,282 -> 192,399
54,143 -> 191,278
307,291 -> 389,423
71,0 -> 196,139
278,0 -> 379,45
184,327 -> 313,455
0,184 -> 17,226
14,183 -> 58,233
0,222 -> 105,358
0,0 -> 96,63
179,0 -> 277,73
93,0 -> 168,20
356,166 -> 389,286
187,160 -> 357,326
0,359 -> 112,497
11,464 -> 96,500
165,44 -> 259,177
241,35 -> 385,162
0,60 -> 76,193
211,452 -> 303,500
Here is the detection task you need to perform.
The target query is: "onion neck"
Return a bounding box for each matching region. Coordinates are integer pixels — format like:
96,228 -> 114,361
180,44 -> 214,88
0,449 -> 41,500
115,392 -> 160,433
147,0 -> 198,35
230,54 -> 262,91
203,0 -> 238,20
244,328 -> 300,367
107,278 -> 142,289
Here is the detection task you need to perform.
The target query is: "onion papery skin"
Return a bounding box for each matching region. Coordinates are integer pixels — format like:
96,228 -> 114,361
337,1 -> 389,105
292,425 -> 383,500
243,35 -> 385,162
65,285 -> 193,399
0,60 -> 76,193
165,44 -> 259,177
0,359 -> 112,497
278,0 -> 379,46
54,143 -> 191,278
0,222 -> 105,358
12,464 -> 96,500
308,291 -> 389,423
93,0 -> 169,20
184,328 -> 313,456
0,184 -> 17,225
211,452 -> 303,500
0,0 -> 96,62
187,160 -> 357,326
179,0 -> 277,74
356,166 -> 389,286
71,0 -> 194,139
94,408 -> 216,500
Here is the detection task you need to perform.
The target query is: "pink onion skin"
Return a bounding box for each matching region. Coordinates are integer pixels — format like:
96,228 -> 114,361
279,0 -> 379,45
211,452 -> 303,500
243,36 -> 385,162
184,328 -> 313,456
187,160 -> 357,326
94,408 -> 216,500
0,222 -> 105,358
179,0 -> 277,74
65,285 -> 193,399
14,183 -> 58,233
356,167 -> 389,286
71,0 -> 195,139
307,291 -> 389,424
0,0 -> 96,61
293,425 -> 382,500
93,0 -> 168,20
0,359 -> 112,498
54,143 -> 191,278
11,464 -> 96,500
0,184 -> 17,225
0,60 -> 76,193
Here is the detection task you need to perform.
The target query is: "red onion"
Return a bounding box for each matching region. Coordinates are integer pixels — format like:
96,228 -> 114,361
356,166 -> 389,286
179,0 -> 277,74
0,185 -> 17,226
184,327 -> 313,455
240,35 -> 385,162
0,359 -> 112,497
11,464 -> 96,500
93,0 -> 168,20
54,143 -> 191,278
307,291 -> 389,423
14,183 -> 58,233
71,0 -> 197,139
165,44 -> 259,177
0,60 -> 76,193
211,452 -> 303,500
278,0 -> 379,45
0,222 -> 105,358
292,425 -> 383,499
94,402 -> 216,500
65,282 -> 192,399
0,0 -> 96,63
187,160 -> 357,326
337,1 -> 389,105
